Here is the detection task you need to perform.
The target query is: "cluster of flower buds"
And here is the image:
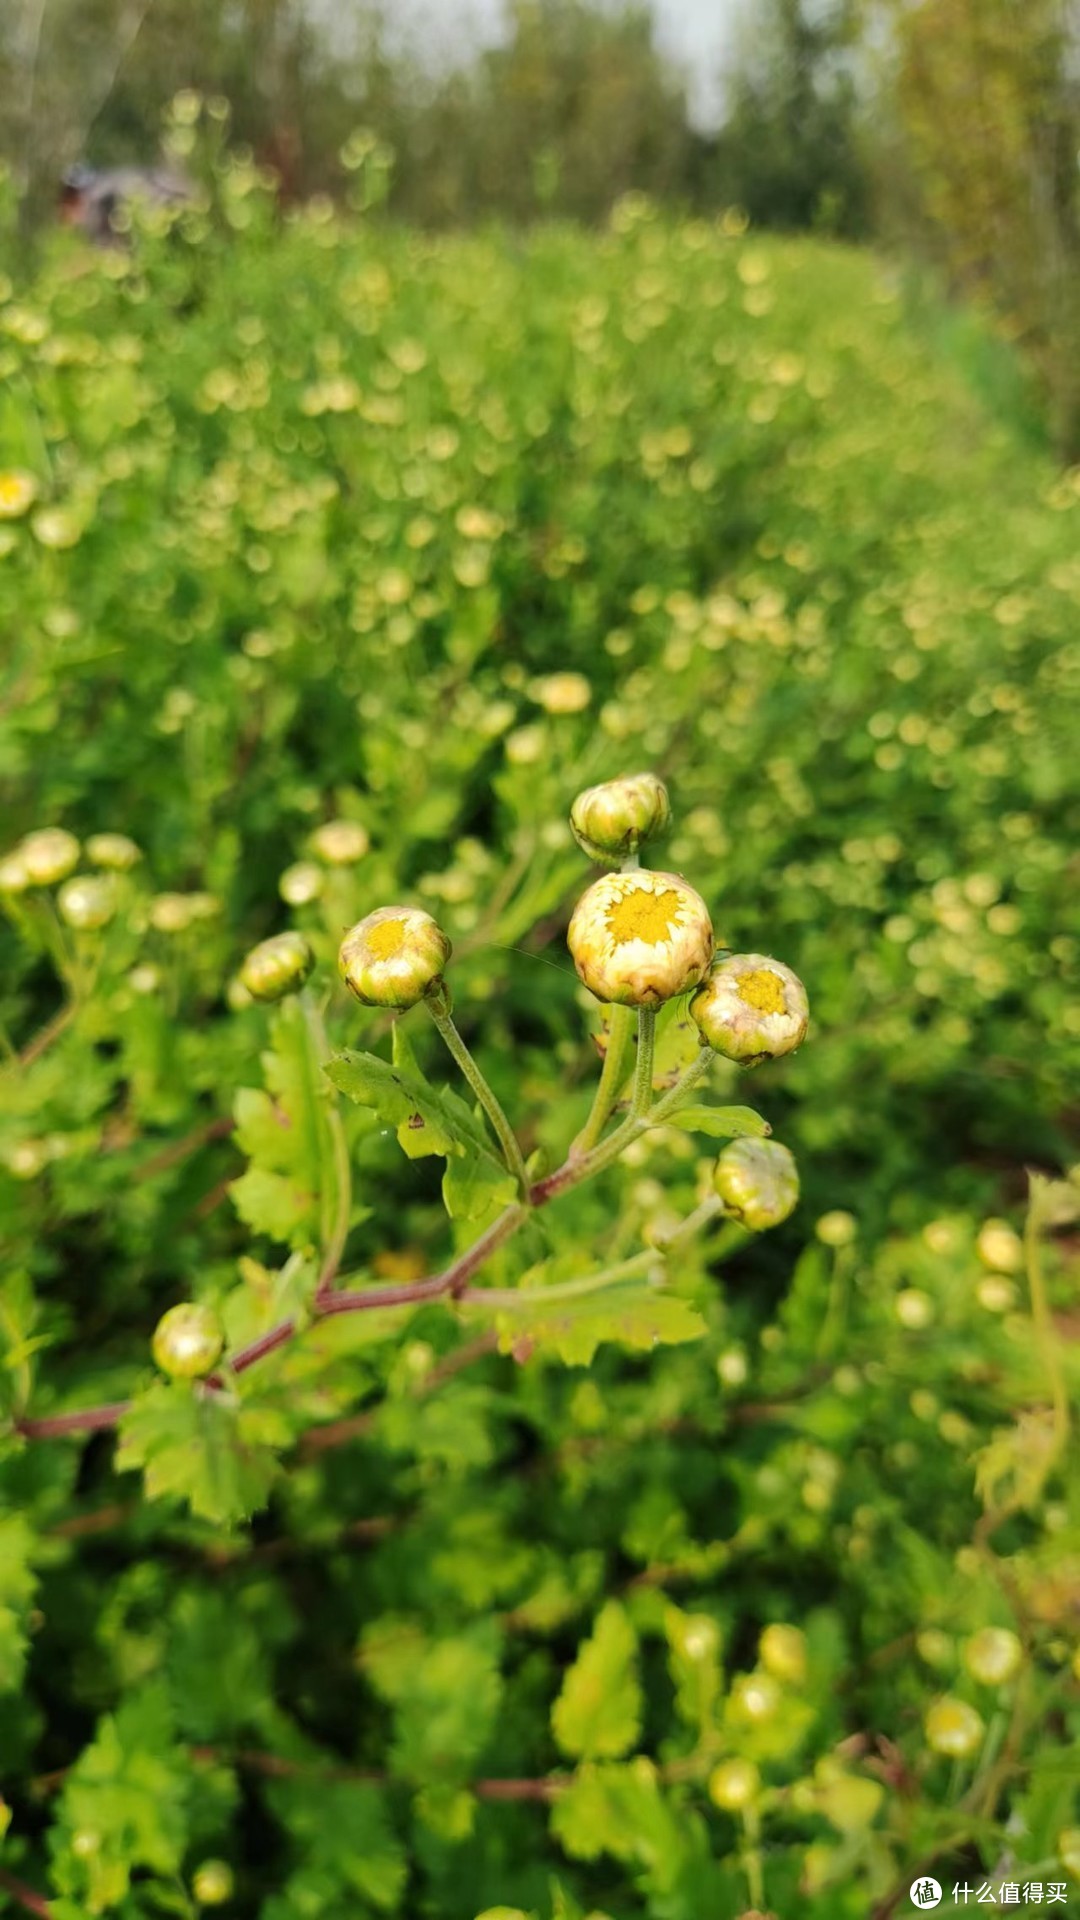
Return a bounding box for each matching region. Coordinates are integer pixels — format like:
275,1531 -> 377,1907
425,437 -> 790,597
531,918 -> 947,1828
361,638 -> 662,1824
0,825 -> 148,933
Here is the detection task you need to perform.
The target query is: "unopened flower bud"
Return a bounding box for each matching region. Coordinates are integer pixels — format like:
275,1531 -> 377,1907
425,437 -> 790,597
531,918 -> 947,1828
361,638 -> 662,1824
708,1758 -> 760,1812
20,828 -> 80,887
962,1627 -> 1021,1687
0,850 -> 31,893
567,868 -> 713,1007
975,1219 -> 1023,1274
150,892 -> 195,934
86,832 -> 141,872
339,906 -> 451,1008
691,953 -> 808,1065
239,931 -> 315,1003
0,470 -> 38,519
924,1695 -> 984,1758
152,1302 -> 224,1379
713,1138 -> 799,1231
279,861 -> 324,906
569,771 -> 671,865
759,1623 -> 807,1685
312,818 -> 370,865
192,1859 -> 235,1906
58,875 -> 116,932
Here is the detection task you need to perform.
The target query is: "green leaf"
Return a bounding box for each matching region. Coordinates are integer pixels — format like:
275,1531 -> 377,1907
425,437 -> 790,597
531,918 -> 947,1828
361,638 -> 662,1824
48,1681 -> 190,1913
549,1758 -> 685,1870
230,1003 -> 330,1248
117,1381 -> 291,1523
326,1046 -> 463,1160
264,1777 -> 407,1912
551,1601 -> 642,1760
481,1274 -> 706,1367
0,1514 -> 37,1696
666,1104 -> 770,1139
442,1147 -> 518,1223
358,1621 -> 503,1786
229,1165 -> 317,1244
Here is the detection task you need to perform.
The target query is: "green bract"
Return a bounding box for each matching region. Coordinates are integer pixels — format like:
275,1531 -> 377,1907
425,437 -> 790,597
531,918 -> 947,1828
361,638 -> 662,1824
713,1137 -> 800,1230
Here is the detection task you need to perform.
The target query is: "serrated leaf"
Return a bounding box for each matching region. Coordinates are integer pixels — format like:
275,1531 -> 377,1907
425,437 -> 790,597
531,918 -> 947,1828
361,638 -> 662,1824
117,1381 -> 291,1523
0,1514 -> 37,1695
666,1104 -> 770,1139
551,1601 -> 642,1760
480,1275 -> 706,1366
443,1147 -> 518,1222
229,1166 -> 317,1243
326,1047 -> 463,1160
263,1777 -> 406,1912
549,1759 -> 684,1869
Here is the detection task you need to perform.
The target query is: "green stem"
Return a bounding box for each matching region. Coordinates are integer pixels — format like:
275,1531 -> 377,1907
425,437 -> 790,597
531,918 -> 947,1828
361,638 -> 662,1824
655,1193 -> 724,1258
631,1005 -> 657,1118
530,1046 -> 713,1202
302,994 -> 353,1297
426,992 -> 530,1198
571,1004 -> 635,1155
1026,1178 -> 1069,1456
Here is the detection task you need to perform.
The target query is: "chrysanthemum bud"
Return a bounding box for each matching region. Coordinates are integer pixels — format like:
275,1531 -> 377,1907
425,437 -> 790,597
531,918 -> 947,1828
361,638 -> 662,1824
0,470 -> 38,519
339,906 -> 451,1009
691,953 -> 808,1065
924,1696 -> 984,1758
759,1623 -> 807,1685
20,828 -> 80,887
279,861 -> 324,906
150,893 -> 196,934
192,1860 -> 235,1906
567,868 -> 713,1007
57,875 -> 116,932
312,818 -> 370,865
708,1758 -> 760,1812
0,850 -> 31,894
975,1219 -> 1023,1274
713,1138 -> 799,1231
86,832 -> 141,872
239,931 -> 315,1003
152,1302 -> 224,1379
962,1627 -> 1021,1687
569,771 -> 671,866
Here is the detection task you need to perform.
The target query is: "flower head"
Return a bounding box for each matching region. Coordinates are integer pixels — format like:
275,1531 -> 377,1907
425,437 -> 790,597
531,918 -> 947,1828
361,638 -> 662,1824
20,828 -> 81,887
87,832 -> 141,872
691,952 -> 808,1065
58,875 -> 116,932
569,771 -> 671,866
279,861 -> 324,906
962,1627 -> 1021,1687
924,1696 -> 984,1759
240,930 -> 315,1003
713,1137 -> 799,1231
312,819 -> 370,865
339,906 -> 451,1009
152,1302 -> 224,1379
708,1758 -> 760,1812
0,470 -> 38,519
567,868 -> 713,1007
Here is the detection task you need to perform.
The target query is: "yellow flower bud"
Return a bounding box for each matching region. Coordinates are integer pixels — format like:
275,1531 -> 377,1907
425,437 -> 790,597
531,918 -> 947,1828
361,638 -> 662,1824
567,868 -> 713,1007
239,931 -> 315,1003
1060,1828 -> 1080,1878
975,1219 -> 1024,1274
759,1623 -> 807,1685
150,892 -> 196,934
279,861 -> 324,906
924,1695 -> 984,1758
0,849 -> 31,893
86,832 -> 141,872
312,818 -> 370,865
708,1758 -> 760,1812
691,953 -> 808,1065
0,470 -> 38,519
20,828 -> 81,887
152,1303 -> 224,1379
57,875 -> 116,932
192,1859 -> 234,1906
713,1138 -> 799,1231
569,771 -> 671,865
339,906 -> 451,1009
962,1627 -> 1021,1686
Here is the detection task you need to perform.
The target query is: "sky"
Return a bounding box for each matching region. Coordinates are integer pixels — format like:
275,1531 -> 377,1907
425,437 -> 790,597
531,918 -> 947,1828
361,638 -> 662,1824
392,0 -> 745,130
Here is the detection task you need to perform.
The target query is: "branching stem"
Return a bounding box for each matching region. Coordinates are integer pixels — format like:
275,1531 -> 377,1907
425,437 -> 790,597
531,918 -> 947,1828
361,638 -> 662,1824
425,989 -> 530,1197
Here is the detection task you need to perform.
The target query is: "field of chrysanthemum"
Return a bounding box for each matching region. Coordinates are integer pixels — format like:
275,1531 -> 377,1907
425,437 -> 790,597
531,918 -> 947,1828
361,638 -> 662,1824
1,161 -> 1079,1920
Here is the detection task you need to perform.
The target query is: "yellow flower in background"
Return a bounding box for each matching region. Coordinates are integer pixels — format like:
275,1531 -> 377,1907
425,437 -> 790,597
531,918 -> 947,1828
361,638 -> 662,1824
0,471 -> 37,519
530,672 -> 592,715
567,868 -> 713,1007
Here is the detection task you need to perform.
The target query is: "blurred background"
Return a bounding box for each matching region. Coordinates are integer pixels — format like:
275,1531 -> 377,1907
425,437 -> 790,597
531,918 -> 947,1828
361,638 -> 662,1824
4,0 -> 1079,448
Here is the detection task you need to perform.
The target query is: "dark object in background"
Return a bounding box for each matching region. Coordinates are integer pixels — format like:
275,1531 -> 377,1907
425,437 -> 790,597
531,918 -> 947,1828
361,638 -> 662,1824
59,162 -> 191,244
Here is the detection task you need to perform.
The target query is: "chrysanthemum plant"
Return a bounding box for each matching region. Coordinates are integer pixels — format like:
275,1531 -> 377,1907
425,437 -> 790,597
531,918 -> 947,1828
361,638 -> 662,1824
5,774 -> 808,1521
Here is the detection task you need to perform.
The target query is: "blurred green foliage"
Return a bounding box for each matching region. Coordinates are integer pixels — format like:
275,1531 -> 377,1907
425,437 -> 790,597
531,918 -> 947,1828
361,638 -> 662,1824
1,151 -> 1079,1917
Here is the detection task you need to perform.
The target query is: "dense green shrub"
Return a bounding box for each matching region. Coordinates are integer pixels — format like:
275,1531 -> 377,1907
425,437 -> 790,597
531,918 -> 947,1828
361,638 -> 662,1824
1,155 -> 1079,1917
